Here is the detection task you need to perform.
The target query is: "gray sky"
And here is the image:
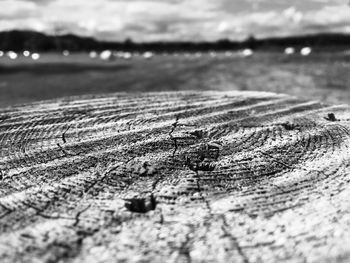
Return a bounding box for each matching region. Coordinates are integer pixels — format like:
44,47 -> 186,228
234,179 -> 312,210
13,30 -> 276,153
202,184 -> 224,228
0,0 -> 349,41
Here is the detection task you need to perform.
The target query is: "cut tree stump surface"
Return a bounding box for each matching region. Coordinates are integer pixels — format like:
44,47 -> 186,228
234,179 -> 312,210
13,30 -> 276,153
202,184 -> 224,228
1,91 -> 350,263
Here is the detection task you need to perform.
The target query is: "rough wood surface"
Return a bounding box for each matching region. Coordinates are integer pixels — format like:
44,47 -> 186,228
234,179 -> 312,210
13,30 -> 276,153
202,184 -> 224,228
1,91 -> 350,263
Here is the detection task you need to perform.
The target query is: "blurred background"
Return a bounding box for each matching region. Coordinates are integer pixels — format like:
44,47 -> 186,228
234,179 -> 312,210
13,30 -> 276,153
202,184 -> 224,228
1,0 -> 350,107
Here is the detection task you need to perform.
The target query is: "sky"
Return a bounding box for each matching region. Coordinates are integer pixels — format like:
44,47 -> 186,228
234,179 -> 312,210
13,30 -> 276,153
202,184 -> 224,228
0,0 -> 349,42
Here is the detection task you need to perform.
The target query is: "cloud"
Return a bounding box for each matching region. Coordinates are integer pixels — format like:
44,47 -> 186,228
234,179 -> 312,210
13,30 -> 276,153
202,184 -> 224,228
0,0 -> 39,19
0,0 -> 349,41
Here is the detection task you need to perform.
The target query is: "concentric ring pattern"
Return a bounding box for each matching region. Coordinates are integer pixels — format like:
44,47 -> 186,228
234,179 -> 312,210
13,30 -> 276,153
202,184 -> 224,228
1,91 -> 350,263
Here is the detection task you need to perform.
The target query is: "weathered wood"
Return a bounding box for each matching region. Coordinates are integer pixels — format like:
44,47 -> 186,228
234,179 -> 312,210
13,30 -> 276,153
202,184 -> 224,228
1,91 -> 350,262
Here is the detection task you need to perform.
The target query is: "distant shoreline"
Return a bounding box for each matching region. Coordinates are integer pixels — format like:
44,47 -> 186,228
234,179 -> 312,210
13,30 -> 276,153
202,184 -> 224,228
1,30 -> 350,52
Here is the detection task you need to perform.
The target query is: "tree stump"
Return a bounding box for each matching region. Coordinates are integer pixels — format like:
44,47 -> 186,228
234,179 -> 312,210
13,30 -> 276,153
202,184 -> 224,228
1,91 -> 350,262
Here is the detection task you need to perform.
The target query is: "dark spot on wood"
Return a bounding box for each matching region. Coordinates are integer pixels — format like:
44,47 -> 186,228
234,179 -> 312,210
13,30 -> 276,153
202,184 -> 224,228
325,113 -> 338,122
186,157 -> 216,172
197,143 -> 220,161
124,195 -> 157,213
139,162 -> 156,177
21,233 -> 34,239
195,162 -> 216,171
189,130 -> 204,139
281,122 -> 296,130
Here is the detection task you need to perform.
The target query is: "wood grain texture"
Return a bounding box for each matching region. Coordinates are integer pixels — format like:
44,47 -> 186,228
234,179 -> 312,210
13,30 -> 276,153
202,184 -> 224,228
1,91 -> 350,263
